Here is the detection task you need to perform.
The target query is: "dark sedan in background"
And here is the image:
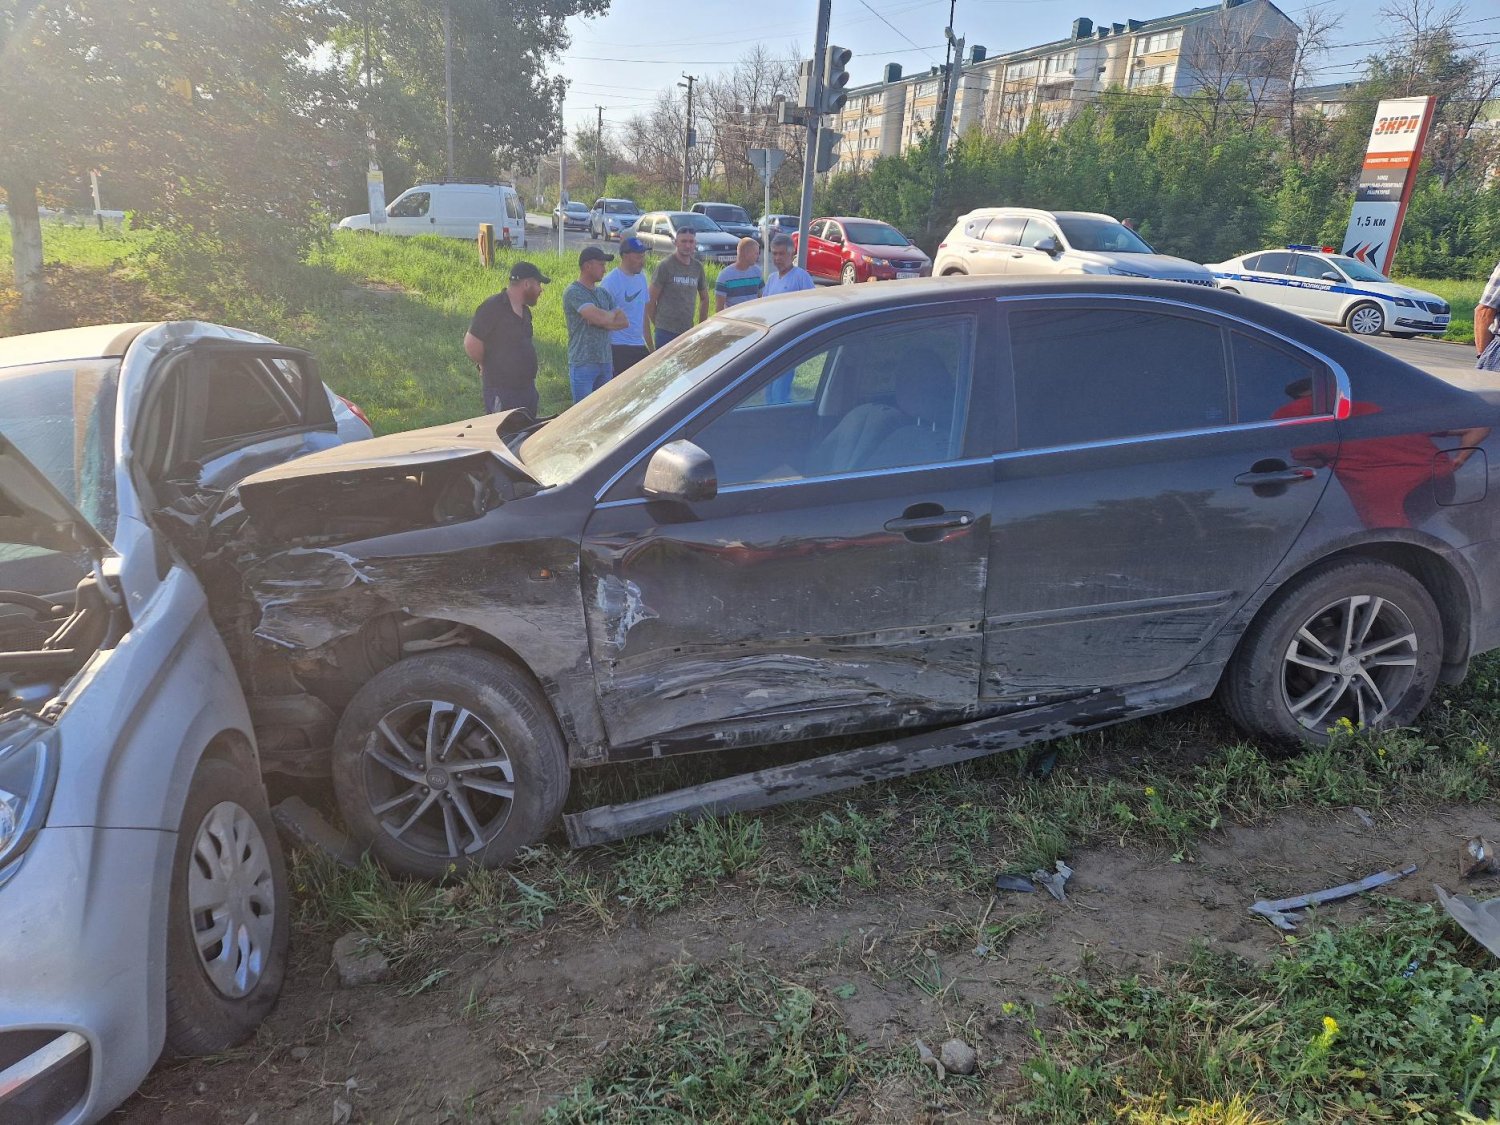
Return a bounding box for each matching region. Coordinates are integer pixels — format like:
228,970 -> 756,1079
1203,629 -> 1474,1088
208,278 -> 1500,878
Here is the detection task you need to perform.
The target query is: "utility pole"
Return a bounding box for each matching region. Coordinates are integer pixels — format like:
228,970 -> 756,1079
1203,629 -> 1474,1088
362,0 -> 373,89
936,0 -> 958,145
442,0 -> 455,180
936,26 -> 964,158
679,74 -> 697,210
796,0 -> 832,270
557,146 -> 566,255
595,105 -> 605,194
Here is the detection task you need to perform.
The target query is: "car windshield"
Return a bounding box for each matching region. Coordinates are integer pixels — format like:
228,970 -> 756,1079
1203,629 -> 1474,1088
606,201 -> 638,214
842,221 -> 909,247
1328,255 -> 1388,283
564,202 -> 588,213
519,321 -> 766,486
672,214 -> 721,233
0,360 -> 119,540
704,205 -> 750,223
1057,218 -> 1154,254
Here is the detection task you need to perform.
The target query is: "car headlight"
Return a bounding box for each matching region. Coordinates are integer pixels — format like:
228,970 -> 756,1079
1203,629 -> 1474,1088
696,243 -> 708,253
1108,266 -> 1149,277
868,257 -> 890,268
0,718 -> 59,883
1393,297 -> 1414,307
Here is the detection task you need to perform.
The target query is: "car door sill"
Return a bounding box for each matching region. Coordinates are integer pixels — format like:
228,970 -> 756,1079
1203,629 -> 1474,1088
563,663 -> 1221,847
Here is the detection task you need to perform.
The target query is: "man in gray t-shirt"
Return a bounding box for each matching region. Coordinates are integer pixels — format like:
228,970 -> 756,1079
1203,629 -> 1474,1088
564,246 -> 628,402
647,228 -> 709,347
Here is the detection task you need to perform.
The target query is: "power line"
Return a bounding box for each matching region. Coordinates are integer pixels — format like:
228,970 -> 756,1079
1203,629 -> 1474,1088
855,0 -> 939,63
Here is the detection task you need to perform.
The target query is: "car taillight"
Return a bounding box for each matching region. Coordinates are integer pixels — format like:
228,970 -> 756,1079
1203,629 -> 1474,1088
337,394 -> 372,429
938,242 -> 947,249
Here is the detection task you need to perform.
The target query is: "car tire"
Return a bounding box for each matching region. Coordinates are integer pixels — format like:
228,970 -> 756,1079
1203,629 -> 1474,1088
1220,286 -> 1239,294
1220,559 -> 1442,745
164,756 -> 289,1057
841,263 -> 858,286
941,267 -> 967,277
331,648 -> 569,880
1346,301 -> 1385,336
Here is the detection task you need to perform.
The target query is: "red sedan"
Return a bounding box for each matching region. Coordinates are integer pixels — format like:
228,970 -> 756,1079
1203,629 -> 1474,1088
795,217 -> 932,284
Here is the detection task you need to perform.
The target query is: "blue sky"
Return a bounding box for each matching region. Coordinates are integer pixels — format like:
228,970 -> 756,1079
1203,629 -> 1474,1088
557,0 -> 1493,132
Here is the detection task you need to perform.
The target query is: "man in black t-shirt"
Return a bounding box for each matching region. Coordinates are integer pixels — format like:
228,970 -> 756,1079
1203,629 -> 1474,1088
464,261 -> 550,415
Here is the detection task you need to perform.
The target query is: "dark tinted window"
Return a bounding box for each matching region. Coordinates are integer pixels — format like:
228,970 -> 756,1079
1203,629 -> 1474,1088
1241,254 -> 1265,270
1254,251 -> 1293,275
1231,332 -> 1331,423
983,216 -> 1026,245
1009,305 -> 1229,448
200,356 -> 299,445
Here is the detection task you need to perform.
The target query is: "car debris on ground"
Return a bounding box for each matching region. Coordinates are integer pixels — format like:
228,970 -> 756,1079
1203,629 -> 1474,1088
1435,884 -> 1500,959
1249,863 -> 1418,931
1032,860 -> 1074,903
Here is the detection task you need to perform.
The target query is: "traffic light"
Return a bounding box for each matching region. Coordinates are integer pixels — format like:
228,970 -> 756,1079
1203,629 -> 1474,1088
815,129 -> 843,173
820,45 -> 852,114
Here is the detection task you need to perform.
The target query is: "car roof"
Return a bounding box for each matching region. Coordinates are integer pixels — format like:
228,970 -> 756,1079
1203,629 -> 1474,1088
957,207 -> 1115,223
821,216 -> 895,226
0,322 -> 155,367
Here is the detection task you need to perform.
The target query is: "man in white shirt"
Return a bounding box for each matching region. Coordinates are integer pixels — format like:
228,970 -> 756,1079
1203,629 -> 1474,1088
764,234 -> 816,401
600,236 -> 653,374
764,233 -> 816,298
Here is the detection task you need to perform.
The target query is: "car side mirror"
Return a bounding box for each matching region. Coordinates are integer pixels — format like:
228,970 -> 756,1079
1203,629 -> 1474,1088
643,440 -> 717,503
1035,236 -> 1061,255
1321,271 -> 1340,282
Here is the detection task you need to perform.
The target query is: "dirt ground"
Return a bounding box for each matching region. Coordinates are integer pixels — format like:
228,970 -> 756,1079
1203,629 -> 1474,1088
108,802 -> 1500,1124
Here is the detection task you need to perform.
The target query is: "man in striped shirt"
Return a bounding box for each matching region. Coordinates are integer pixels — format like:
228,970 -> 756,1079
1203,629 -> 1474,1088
1477,258 -> 1500,370
714,238 -> 764,312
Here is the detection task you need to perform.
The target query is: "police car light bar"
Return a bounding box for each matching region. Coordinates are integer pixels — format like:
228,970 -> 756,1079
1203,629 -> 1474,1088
1286,244 -> 1337,253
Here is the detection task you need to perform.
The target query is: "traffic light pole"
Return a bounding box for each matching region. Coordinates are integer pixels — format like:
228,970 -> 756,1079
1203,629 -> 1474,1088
796,0 -> 832,270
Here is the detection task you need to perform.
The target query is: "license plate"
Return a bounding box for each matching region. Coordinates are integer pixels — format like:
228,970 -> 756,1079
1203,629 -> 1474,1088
1437,315 -> 1450,324
897,269 -> 919,278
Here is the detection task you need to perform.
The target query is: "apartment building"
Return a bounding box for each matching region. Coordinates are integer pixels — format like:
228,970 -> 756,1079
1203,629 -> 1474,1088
827,0 -> 1298,169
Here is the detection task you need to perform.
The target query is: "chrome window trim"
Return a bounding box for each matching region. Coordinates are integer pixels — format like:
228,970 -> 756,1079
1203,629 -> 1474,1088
591,300 -> 947,502
594,455 -> 992,509
996,291 -> 1351,447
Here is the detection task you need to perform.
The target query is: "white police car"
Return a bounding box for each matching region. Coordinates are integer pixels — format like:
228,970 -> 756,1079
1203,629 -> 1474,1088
1208,245 -> 1450,338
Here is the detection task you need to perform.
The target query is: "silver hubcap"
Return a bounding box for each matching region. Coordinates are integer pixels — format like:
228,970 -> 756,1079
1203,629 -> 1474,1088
1280,594 -> 1419,732
842,267 -> 856,285
1350,307 -> 1382,334
189,801 -> 276,999
363,701 -> 515,859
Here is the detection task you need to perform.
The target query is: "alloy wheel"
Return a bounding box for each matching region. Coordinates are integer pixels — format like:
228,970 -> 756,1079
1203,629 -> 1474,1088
361,700 -> 516,860
188,801 -> 278,999
1280,594 -> 1420,732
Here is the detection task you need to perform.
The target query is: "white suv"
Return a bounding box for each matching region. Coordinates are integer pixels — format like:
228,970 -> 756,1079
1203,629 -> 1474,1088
934,208 -> 1213,285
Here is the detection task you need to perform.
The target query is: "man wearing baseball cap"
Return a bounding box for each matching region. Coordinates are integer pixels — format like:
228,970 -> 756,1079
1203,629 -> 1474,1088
465,260 -> 549,415
600,235 -> 653,375
564,245 -> 629,402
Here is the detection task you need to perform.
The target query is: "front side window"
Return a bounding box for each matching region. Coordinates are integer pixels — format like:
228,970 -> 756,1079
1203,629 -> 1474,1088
520,322 -> 766,486
692,317 -> 975,487
389,191 -> 430,218
1293,255 -> 1334,280
1009,304 -> 1229,449
1019,220 -> 1058,249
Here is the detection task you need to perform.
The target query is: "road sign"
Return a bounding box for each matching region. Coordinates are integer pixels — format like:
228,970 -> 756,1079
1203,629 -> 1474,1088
367,165 -> 386,226
747,147 -> 787,187
1341,96 -> 1435,274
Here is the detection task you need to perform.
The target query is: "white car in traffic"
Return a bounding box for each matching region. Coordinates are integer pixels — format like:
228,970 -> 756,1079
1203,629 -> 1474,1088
933,208 -> 1215,285
1208,245 -> 1451,338
0,321 -> 370,1124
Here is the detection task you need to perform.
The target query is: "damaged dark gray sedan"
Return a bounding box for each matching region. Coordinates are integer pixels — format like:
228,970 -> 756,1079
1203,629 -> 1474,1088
209,278 -> 1500,877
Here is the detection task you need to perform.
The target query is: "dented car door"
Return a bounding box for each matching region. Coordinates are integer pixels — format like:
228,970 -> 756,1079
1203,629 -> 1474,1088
579,307 -> 996,750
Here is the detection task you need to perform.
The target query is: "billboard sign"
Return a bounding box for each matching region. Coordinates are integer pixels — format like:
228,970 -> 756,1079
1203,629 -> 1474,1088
1340,96 -> 1435,274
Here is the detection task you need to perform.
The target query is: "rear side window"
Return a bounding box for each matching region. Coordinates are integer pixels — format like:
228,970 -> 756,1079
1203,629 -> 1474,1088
1231,332 -> 1332,423
1242,254 -> 1265,270
1255,251 -> 1293,275
1008,305 -> 1229,448
983,216 -> 1026,245
200,356 -> 299,445
506,193 -> 525,222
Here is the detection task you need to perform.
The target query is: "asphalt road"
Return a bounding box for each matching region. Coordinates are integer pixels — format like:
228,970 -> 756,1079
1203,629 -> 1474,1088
526,213 -> 606,253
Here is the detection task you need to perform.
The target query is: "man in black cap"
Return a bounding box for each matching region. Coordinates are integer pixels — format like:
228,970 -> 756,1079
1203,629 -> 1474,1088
464,260 -> 549,415
564,245 -> 628,403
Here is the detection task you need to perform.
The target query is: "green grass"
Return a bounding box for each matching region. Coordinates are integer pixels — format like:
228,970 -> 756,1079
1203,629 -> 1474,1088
1398,277 -> 1483,344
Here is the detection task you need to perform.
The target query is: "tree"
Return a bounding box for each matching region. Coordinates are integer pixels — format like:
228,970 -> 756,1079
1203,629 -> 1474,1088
352,0 -> 608,186
1,0 -> 345,319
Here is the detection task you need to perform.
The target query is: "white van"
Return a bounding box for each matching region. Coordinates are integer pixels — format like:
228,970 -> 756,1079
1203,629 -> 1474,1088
338,182 -> 526,246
